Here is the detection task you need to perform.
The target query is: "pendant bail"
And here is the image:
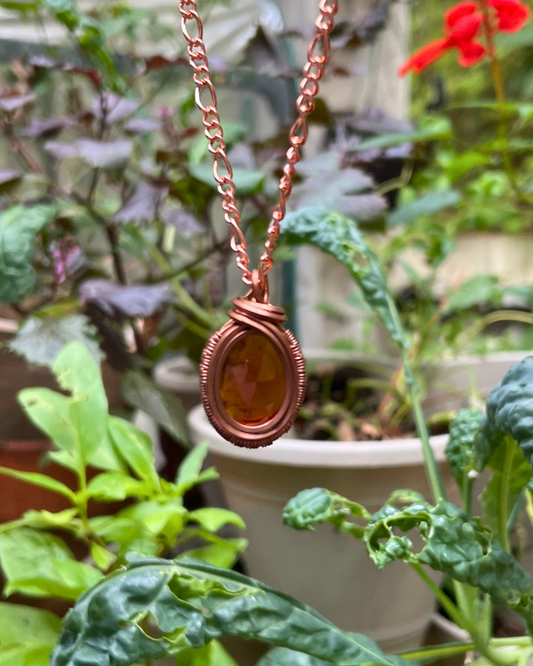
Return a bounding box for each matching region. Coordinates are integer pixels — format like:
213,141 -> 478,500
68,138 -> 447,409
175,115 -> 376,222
251,268 -> 269,304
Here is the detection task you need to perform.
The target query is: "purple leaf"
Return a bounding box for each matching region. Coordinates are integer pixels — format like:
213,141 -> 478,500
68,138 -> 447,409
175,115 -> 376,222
142,55 -> 189,72
124,118 -> 160,134
25,117 -> 74,139
160,207 -> 203,235
78,139 -> 133,169
113,182 -> 169,225
80,279 -> 174,320
0,170 -> 22,186
0,93 -> 35,112
93,93 -> 139,125
44,141 -> 79,161
29,55 -> 58,69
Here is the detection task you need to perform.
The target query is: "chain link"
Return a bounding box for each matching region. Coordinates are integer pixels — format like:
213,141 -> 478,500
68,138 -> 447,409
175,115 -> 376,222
178,0 -> 339,290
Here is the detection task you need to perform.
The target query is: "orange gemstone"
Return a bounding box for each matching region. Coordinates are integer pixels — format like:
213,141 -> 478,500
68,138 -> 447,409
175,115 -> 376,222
220,332 -> 286,426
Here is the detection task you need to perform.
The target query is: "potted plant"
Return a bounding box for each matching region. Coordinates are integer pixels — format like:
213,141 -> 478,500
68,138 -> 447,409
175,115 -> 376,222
49,286 -> 533,666
0,340 -> 247,665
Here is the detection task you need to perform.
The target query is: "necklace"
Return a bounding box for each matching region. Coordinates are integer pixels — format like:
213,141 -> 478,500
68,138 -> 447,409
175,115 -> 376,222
178,0 -> 339,448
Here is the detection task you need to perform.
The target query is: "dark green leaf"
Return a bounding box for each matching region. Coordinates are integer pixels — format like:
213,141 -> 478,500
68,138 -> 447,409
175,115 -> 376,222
364,497 -> 533,620
9,315 -> 101,367
388,191 -> 461,228
0,602 -> 61,666
176,641 -> 239,666
0,204 -> 56,304
350,117 -> 452,151
284,488 -> 369,538
445,409 -> 484,493
122,370 -> 192,447
51,556 -> 410,666
281,208 -> 408,349
477,356 -> 533,470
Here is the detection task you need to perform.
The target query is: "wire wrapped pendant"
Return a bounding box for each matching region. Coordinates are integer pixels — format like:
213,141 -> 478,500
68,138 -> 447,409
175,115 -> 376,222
200,272 -> 306,448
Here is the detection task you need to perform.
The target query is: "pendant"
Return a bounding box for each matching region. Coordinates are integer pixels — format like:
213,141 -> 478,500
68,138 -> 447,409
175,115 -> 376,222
200,272 -> 306,448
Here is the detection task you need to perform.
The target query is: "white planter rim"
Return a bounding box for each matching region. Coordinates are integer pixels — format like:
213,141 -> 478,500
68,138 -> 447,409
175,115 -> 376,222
189,405 -> 448,469
155,356 -> 199,394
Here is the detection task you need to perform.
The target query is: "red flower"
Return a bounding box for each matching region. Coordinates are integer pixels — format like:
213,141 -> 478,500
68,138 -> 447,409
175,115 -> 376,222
398,0 -> 529,76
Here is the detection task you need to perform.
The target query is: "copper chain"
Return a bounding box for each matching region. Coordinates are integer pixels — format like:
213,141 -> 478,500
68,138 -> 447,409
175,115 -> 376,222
178,0 -> 339,290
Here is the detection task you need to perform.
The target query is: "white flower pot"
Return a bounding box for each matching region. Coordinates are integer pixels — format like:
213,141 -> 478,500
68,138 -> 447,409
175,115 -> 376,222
155,356 -> 201,414
188,405 -> 459,654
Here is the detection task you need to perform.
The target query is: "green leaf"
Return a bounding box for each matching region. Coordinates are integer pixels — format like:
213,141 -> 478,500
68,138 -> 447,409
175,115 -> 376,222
188,122 -> 248,165
445,275 -> 502,312
0,1 -> 41,11
477,356 -> 533,470
176,442 -> 218,493
53,341 -> 108,465
364,496 -> 533,622
86,472 -> 150,502
122,370 -> 192,447
0,466 -> 76,501
0,204 -> 56,304
281,209 -> 408,349
89,515 -> 155,556
51,556 -> 410,666
445,409 -> 484,493
89,542 -> 116,571
188,508 -> 245,532
18,388 -> 81,474
180,538 -> 248,569
18,508 -> 79,530
188,163 -> 265,195
284,488 -> 369,538
118,499 -> 187,542
350,117 -> 452,151
108,416 -> 159,487
0,528 -> 102,600
445,151 -> 491,183
0,603 -> 61,666
258,648 -> 332,666
388,190 -> 461,227
480,438 -> 532,544
177,641 -> 239,666
9,315 -> 101,368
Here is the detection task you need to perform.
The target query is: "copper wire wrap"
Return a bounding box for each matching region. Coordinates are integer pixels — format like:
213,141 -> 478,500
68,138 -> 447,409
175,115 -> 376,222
178,0 -> 339,293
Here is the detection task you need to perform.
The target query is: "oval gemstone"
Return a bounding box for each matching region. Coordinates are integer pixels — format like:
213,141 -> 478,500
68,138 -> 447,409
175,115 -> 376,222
220,332 -> 286,426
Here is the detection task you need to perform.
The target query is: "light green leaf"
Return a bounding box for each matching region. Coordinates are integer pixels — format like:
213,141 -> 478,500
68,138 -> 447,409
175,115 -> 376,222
180,538 -> 248,569
122,370 -> 192,447
350,117 -> 452,151
188,163 -> 265,195
0,466 -> 76,501
477,356 -> 533,470
281,209 -> 408,349
53,341 -> 109,466
51,556 -> 410,666
176,442 -> 218,493
89,515 -> 155,556
9,315 -> 101,368
445,409 -> 484,493
19,508 -> 79,530
89,542 -> 116,571
0,204 -> 56,304
0,528 -> 101,599
258,648 -> 332,666
0,603 -> 61,666
480,438 -> 532,544
388,190 -> 461,227
445,275 -> 502,313
86,472 -> 151,502
188,508 -> 245,532
108,416 -> 159,486
445,151 -> 491,183
284,488 -> 369,538
18,388 -> 80,473
177,641 -> 239,666
119,500 -> 187,541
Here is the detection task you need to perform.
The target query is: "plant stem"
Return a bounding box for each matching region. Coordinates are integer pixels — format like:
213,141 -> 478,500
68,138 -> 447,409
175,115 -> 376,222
457,311 -> 533,348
